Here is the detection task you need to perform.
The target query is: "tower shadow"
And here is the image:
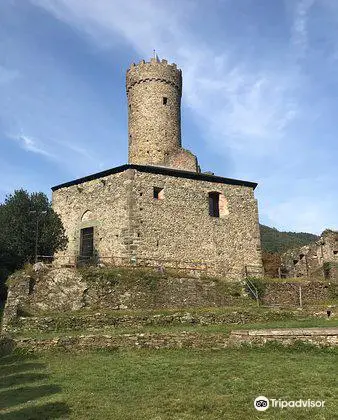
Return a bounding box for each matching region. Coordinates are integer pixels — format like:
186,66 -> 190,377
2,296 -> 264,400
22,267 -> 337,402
0,352 -> 70,419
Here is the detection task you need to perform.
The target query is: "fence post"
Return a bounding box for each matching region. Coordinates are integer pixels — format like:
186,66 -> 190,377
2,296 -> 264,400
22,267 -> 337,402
299,285 -> 303,309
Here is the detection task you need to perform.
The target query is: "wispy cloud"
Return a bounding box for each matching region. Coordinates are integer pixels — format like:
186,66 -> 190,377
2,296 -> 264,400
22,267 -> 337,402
31,0 -> 299,156
291,0 -> 316,57
8,132 -> 54,157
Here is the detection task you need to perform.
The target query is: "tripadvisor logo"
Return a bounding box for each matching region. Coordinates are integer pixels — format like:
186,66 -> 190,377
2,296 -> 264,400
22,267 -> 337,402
254,396 -> 269,411
254,396 -> 326,411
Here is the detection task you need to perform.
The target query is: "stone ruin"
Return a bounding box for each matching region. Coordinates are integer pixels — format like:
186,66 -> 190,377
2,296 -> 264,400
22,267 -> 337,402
281,229 -> 338,280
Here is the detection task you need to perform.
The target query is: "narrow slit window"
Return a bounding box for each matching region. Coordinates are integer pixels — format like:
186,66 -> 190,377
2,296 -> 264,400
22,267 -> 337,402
163,97 -> 168,105
153,187 -> 164,200
208,192 -> 220,217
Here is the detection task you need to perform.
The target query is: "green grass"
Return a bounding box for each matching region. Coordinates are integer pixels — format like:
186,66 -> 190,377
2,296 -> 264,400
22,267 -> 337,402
0,346 -> 337,419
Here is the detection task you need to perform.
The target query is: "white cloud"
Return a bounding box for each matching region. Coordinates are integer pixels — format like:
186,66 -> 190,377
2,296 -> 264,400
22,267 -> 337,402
8,133 -> 54,158
30,0 -> 299,156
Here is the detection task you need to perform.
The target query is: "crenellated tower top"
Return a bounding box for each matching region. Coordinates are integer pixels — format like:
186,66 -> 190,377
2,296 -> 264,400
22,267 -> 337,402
126,58 -> 182,95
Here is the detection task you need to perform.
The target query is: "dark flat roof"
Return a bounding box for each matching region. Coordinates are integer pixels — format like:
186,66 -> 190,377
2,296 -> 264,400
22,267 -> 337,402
51,164 -> 258,191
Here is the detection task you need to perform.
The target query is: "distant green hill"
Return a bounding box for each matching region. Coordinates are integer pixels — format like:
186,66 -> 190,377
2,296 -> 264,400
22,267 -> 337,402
259,224 -> 319,254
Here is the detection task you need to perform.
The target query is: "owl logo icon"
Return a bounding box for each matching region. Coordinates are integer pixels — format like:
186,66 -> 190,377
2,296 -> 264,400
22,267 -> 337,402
254,396 -> 269,411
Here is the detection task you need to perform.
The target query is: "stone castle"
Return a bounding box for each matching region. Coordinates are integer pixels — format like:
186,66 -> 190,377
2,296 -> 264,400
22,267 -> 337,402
52,57 -> 263,279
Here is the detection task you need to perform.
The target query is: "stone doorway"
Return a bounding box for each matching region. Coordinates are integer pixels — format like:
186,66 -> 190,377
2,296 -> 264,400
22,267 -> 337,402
80,227 -> 94,258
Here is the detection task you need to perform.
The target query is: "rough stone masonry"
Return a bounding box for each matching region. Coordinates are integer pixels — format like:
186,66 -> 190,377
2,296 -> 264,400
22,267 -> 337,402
52,57 -> 263,279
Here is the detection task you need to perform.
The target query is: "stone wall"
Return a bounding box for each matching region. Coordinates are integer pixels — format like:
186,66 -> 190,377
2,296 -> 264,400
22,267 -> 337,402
261,281 -> 335,307
52,168 -> 262,279
230,328 -> 338,347
52,171 -> 131,266
131,170 -> 262,278
3,266 -> 336,333
8,308 -> 311,335
3,328 -> 337,352
1,266 -> 249,329
281,230 -> 338,279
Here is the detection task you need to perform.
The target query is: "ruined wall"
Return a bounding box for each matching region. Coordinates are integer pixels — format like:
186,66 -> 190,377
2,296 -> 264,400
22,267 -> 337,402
281,230 -> 338,279
127,58 -> 198,172
8,329 -> 338,352
261,281 -> 334,307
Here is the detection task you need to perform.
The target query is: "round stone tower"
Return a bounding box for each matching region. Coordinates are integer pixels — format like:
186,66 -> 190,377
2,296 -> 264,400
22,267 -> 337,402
126,58 -> 182,166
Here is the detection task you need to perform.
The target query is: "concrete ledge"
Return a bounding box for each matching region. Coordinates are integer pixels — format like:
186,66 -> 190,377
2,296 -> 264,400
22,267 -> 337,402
230,327 -> 338,347
231,327 -> 338,337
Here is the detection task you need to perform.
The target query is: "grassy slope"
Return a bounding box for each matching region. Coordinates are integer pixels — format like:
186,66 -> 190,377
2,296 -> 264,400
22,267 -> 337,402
260,224 -> 319,253
0,347 -> 337,420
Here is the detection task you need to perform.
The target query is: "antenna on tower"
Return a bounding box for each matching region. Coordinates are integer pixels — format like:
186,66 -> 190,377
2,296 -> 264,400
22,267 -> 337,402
153,49 -> 160,62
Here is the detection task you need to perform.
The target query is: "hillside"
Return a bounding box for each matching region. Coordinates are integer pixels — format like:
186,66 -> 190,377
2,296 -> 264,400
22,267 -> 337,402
259,224 -> 319,253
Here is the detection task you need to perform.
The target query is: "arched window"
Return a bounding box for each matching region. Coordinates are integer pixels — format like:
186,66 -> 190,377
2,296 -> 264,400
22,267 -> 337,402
81,210 -> 93,222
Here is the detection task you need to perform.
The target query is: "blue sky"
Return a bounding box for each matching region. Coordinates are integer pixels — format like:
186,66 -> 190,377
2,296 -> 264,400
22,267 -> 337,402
0,0 -> 337,234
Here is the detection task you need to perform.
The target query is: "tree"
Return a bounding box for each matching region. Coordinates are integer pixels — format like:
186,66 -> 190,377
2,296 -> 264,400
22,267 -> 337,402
0,189 -> 67,300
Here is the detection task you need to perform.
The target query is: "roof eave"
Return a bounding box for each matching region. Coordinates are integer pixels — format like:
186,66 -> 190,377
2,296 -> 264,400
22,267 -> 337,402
51,164 -> 258,191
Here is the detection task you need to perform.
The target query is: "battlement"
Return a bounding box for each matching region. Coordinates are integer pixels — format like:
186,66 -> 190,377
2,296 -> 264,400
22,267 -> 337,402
126,58 -> 182,93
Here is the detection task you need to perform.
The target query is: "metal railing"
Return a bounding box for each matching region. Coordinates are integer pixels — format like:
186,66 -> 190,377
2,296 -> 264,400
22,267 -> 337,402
245,278 -> 260,306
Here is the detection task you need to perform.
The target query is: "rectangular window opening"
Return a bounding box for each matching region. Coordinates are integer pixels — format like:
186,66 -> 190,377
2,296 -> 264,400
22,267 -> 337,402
163,97 -> 168,105
153,187 -> 164,200
208,192 -> 220,217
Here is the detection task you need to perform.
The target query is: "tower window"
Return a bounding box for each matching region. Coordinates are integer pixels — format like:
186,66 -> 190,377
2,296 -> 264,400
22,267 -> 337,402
153,187 -> 164,200
163,97 -> 168,105
208,192 -> 220,217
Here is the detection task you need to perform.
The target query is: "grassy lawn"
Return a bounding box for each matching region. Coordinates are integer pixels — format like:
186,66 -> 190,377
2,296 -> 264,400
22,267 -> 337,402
0,346 -> 337,419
